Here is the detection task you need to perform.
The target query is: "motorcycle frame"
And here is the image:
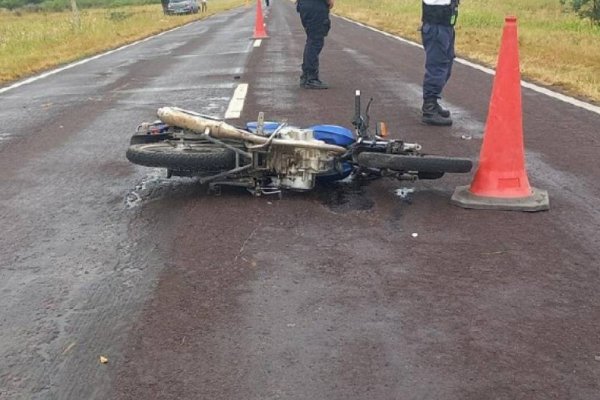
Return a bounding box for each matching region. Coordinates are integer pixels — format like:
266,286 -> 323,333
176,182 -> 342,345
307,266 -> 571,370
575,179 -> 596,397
188,131 -> 285,196
165,90 -> 426,195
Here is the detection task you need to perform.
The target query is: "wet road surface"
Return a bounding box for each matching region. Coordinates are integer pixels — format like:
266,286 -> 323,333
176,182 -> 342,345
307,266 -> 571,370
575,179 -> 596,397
2,2 -> 600,399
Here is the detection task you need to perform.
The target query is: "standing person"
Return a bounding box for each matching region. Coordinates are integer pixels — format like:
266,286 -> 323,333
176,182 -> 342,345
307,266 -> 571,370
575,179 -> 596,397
297,0 -> 334,89
161,0 -> 169,14
421,0 -> 460,126
201,0 -> 207,12
265,0 -> 270,6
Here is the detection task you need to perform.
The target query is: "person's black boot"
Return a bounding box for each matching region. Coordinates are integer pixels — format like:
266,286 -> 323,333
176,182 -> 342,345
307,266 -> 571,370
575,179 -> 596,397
299,74 -> 307,88
422,100 -> 452,126
435,101 -> 451,118
304,78 -> 329,89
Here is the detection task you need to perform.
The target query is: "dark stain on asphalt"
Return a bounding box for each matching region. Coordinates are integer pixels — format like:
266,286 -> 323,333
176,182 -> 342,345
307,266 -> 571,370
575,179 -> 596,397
316,180 -> 374,213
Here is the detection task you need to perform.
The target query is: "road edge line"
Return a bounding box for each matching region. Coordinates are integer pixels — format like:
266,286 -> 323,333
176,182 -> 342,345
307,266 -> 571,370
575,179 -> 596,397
0,8 -> 242,95
336,15 -> 600,116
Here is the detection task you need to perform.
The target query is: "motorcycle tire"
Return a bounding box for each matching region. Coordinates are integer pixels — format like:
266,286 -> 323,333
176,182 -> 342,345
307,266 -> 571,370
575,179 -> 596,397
357,152 -> 472,174
129,133 -> 172,145
126,141 -> 236,173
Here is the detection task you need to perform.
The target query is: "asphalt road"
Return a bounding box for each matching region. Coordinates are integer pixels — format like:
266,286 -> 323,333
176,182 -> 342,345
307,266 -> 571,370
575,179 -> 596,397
1,2 -> 599,399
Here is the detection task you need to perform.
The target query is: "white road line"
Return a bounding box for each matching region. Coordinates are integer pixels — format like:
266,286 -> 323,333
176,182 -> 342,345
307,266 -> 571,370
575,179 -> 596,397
0,18 -> 208,95
224,83 -> 249,119
337,15 -> 600,116
254,39 -> 262,48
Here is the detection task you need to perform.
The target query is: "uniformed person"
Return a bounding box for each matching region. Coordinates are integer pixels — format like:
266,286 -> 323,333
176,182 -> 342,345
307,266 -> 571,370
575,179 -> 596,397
297,0 -> 334,89
421,0 -> 460,126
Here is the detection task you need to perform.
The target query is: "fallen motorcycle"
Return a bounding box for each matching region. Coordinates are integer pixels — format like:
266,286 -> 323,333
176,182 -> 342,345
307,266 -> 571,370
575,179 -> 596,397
126,91 -> 472,196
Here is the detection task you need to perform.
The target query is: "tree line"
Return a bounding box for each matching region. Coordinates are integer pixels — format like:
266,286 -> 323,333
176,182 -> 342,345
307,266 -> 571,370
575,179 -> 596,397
2,0 -> 598,25
0,0 -> 157,11
561,0 -> 600,25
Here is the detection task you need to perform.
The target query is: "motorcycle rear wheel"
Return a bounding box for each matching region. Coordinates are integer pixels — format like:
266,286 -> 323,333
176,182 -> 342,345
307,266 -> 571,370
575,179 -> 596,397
357,152 -> 472,174
126,141 -> 236,173
129,133 -> 172,145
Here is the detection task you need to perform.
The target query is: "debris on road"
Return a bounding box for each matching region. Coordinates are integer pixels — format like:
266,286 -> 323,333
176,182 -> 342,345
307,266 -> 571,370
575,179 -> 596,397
395,187 -> 415,199
99,356 -> 109,364
62,342 -> 76,355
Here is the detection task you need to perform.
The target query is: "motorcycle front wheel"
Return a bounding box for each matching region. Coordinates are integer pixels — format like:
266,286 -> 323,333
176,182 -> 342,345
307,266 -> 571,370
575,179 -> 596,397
357,152 -> 472,174
126,141 -> 237,173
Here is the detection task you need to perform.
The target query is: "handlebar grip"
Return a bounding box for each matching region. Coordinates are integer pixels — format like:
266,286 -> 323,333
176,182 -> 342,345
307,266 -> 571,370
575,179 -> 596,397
354,90 -> 361,122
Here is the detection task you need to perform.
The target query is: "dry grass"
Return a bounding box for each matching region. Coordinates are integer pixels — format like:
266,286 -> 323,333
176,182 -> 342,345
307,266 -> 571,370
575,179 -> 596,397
334,0 -> 600,103
0,0 -> 245,83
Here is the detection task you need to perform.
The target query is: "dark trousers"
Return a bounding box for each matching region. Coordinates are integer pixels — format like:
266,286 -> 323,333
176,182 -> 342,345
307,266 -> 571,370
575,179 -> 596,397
298,1 -> 330,79
422,23 -> 455,101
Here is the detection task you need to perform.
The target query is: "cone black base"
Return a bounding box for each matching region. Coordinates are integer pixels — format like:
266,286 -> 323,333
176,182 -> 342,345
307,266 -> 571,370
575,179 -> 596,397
451,185 -> 550,212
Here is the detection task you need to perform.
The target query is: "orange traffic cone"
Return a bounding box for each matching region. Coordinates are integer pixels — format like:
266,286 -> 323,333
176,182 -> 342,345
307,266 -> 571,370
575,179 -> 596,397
252,0 -> 268,39
452,16 -> 549,211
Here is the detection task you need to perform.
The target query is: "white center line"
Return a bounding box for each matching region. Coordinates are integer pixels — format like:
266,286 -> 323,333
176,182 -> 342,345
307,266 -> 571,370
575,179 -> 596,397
224,83 -> 249,119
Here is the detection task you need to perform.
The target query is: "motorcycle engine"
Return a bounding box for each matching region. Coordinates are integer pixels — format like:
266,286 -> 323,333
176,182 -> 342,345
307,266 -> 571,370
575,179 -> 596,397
268,127 -> 335,191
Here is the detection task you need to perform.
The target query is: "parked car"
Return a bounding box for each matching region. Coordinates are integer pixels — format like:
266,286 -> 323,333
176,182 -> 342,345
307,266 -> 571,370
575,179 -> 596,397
166,0 -> 199,15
